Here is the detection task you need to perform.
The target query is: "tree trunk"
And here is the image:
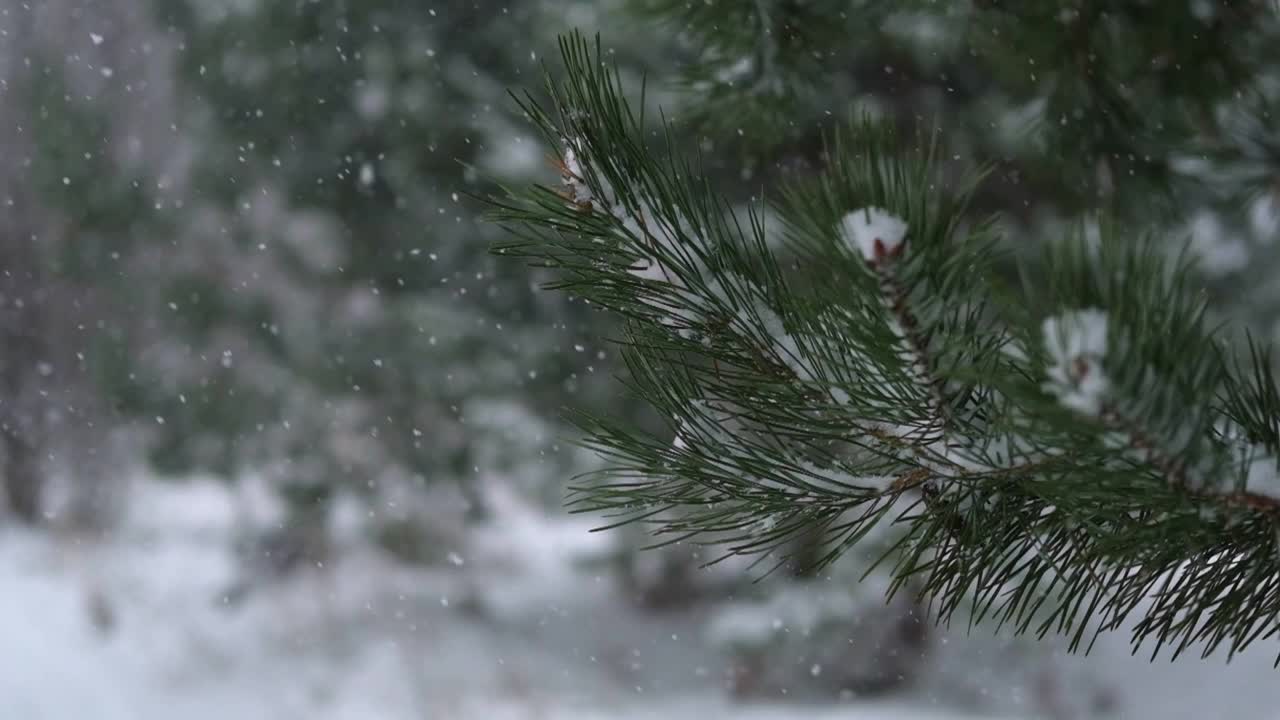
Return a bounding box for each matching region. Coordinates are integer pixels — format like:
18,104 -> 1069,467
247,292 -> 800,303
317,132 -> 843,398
3,432 -> 43,523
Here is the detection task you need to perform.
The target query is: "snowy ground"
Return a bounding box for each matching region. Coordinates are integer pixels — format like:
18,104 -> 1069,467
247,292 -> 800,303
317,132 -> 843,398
2,477 -> 1279,720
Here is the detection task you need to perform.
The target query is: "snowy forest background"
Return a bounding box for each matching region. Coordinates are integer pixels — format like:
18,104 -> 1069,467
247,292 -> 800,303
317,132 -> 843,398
3,1 -> 1280,718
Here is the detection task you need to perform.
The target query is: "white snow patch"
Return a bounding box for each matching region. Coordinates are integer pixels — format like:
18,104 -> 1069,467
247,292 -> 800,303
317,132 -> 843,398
708,585 -> 865,650
5,475 -> 1280,718
1188,211 -> 1249,275
562,142 -> 594,206
1042,308 -> 1111,415
840,208 -> 908,263
796,461 -> 895,494
631,256 -> 671,284
1249,194 -> 1280,242
1245,446 -> 1280,501
753,300 -> 815,383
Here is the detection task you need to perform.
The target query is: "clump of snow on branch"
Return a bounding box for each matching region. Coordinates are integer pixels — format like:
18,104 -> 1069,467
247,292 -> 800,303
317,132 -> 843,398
668,401 -> 739,458
1042,308 -> 1111,415
560,143 -> 594,207
840,207 -> 909,263
560,137 -> 690,289
560,137 -> 690,320
751,300 -> 818,380
837,209 -> 946,440
1243,444 -> 1280,501
671,419 -> 693,452
796,460 -> 894,494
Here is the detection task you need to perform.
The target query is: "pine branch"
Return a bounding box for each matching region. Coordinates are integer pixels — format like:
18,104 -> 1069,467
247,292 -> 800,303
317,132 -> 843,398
862,232 -> 947,443
489,33 -> 1280,664
1102,403 -> 1280,515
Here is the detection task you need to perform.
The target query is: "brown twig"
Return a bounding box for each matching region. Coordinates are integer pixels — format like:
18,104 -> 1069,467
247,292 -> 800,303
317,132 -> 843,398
1100,405 -> 1280,517
865,242 -> 948,444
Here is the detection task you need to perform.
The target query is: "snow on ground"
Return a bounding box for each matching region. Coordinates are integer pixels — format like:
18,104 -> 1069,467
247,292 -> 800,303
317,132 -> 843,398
1,476 -> 1279,720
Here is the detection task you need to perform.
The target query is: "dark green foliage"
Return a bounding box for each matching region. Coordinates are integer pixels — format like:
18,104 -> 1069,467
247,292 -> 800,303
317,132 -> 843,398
22,60 -> 154,291
631,0 -> 868,147
629,0 -> 1280,224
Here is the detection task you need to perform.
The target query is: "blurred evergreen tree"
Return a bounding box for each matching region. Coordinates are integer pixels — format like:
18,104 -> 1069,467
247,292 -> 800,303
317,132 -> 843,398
113,0 -> 632,560
627,1 -> 1280,322
2,21 -> 153,525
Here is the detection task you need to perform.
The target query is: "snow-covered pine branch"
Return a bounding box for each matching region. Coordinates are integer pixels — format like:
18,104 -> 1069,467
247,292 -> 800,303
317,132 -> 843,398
1040,306 -> 1280,513
491,33 -> 1280,664
839,207 -> 946,443
1042,308 -> 1111,417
